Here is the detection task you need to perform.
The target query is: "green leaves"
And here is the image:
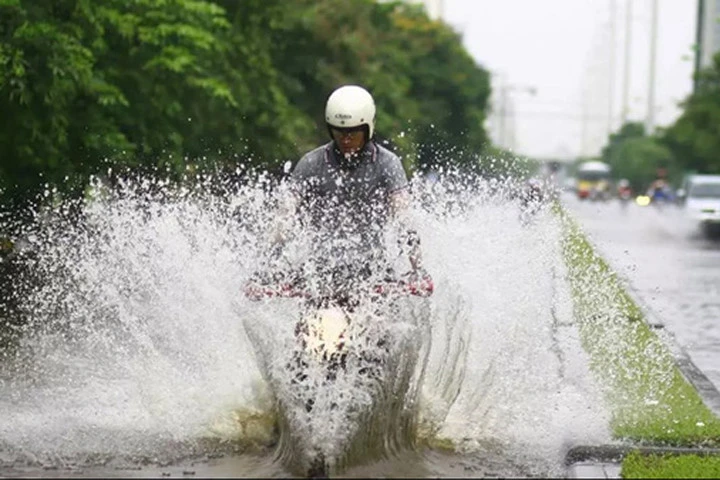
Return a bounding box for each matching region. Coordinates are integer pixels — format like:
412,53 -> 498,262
0,0 -> 493,213
266,0 -> 491,173
654,52 -> 720,177
600,122 -> 672,191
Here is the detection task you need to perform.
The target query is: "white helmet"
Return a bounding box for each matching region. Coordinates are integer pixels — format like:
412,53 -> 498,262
325,85 -> 376,140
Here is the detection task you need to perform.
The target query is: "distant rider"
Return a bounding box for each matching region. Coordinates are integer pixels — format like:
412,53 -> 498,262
646,178 -> 674,204
517,177 -> 546,223
250,84 -> 432,298
519,178 -> 544,208
617,179 -> 632,199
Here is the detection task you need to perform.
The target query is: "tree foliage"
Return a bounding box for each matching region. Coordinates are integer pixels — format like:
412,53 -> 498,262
662,53 -> 720,175
0,0 -> 493,214
1,0 -> 243,207
266,0 -> 491,173
600,122 -> 672,191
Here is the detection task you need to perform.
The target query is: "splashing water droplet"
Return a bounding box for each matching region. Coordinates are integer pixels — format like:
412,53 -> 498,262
0,162 -> 611,475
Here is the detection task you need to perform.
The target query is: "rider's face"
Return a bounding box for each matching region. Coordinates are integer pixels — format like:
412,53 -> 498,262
331,127 -> 366,155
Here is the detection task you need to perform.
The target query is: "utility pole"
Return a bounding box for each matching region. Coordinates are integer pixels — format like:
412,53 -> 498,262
499,83 -> 508,148
497,84 -> 536,150
608,0 -> 617,136
621,0 -> 633,124
581,86 -> 590,156
646,0 -> 658,135
694,0 -> 705,93
508,100 -> 517,151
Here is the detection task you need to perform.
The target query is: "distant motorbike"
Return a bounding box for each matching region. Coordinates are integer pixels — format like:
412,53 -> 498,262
518,179 -> 547,226
617,183 -> 633,209
646,187 -> 674,210
243,266 -> 433,477
618,189 -> 632,201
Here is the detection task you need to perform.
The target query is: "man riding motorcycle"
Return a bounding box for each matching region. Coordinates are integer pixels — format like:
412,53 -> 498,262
243,86 -> 434,477
247,84 -> 433,300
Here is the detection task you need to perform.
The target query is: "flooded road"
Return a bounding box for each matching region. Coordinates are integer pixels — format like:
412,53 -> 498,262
0,447 -> 564,478
565,194 -> 720,389
0,179 -> 612,478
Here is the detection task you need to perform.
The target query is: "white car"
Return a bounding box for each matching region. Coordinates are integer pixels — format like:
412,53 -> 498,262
679,174 -> 720,237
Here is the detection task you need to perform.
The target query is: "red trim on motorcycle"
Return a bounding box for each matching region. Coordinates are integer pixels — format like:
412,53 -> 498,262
244,274 -> 434,301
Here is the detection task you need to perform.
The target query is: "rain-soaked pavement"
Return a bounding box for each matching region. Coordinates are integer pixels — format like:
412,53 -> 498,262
564,193 -> 720,390
562,192 -> 720,479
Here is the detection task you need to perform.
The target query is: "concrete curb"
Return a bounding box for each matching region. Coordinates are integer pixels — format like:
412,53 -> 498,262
566,444 -> 720,464
565,444 -> 720,479
566,461 -> 621,479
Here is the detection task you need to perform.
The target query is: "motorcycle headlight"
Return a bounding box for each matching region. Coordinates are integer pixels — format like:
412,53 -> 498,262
636,195 -> 650,207
302,307 -> 350,357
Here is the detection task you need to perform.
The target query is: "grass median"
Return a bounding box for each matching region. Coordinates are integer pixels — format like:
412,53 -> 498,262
622,450 -> 720,478
558,205 -> 720,476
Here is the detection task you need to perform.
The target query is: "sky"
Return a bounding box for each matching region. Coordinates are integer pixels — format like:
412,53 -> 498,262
438,0 -> 698,160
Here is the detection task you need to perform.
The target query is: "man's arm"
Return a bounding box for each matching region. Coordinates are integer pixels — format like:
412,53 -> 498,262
390,187 -> 424,273
269,153 -> 313,248
389,186 -> 433,297
269,181 -> 299,248
245,168 -> 301,296
380,150 -> 426,273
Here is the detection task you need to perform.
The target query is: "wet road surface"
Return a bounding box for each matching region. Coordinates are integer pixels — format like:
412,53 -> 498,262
565,194 -> 720,390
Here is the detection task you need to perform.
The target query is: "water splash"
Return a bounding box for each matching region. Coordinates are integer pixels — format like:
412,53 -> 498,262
0,171 -> 610,475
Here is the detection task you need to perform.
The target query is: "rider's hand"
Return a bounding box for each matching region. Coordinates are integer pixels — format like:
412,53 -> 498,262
243,269 -> 273,301
243,283 -> 264,301
417,268 -> 434,295
243,275 -> 266,301
403,267 -> 434,297
243,268 -> 303,301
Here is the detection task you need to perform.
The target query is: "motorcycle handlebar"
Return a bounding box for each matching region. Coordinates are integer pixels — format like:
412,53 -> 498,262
243,274 -> 434,301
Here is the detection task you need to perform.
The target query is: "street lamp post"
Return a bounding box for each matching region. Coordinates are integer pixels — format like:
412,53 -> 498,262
608,0 -> 617,136
621,0 -> 633,124
646,0 -> 658,134
498,83 -> 537,150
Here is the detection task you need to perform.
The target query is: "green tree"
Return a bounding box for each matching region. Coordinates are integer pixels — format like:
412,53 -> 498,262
0,0 -> 495,217
89,0 -> 245,170
614,137 -> 672,192
390,3 -> 490,172
265,0 -> 491,173
601,122 -> 672,191
602,122 -> 645,157
0,0 -> 132,211
0,0 -> 245,210
662,53 -> 720,175
208,0 -> 316,172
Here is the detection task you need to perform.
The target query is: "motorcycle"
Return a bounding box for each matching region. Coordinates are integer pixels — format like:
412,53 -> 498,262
517,180 -> 546,227
617,186 -> 633,209
242,266 -> 433,477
